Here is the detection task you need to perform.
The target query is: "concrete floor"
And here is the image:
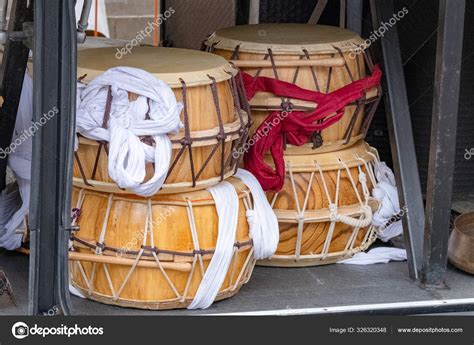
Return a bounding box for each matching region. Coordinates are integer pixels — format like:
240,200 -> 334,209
1,250 -> 473,316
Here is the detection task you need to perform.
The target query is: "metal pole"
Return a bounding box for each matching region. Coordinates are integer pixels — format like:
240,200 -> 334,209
346,0 -> 363,34
421,0 -> 465,288
308,0 -> 328,25
29,0 -> 76,315
370,0 -> 425,280
248,0 -> 260,24
0,0 -> 8,31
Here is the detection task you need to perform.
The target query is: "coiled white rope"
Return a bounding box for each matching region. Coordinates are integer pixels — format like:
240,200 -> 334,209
234,169 -> 279,260
188,181 -> 239,310
329,204 -> 373,228
76,66 -> 183,196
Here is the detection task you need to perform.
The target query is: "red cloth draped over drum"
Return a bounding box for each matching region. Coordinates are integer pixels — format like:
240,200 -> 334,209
241,65 -> 383,192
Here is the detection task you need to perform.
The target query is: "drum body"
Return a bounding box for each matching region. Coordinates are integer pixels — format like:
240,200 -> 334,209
75,47 -> 250,194
205,24 -> 381,155
70,178 -> 255,310
259,141 -> 379,267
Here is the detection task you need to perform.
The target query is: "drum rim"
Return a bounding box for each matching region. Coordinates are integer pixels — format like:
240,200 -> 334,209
263,140 -> 378,171
77,47 -> 238,87
257,227 -> 377,267
205,24 -> 365,55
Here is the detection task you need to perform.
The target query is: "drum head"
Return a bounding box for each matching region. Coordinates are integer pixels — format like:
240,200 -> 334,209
77,47 -> 237,87
206,24 -> 364,55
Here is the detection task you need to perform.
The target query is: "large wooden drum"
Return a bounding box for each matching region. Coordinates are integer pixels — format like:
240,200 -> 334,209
69,178 -> 255,309
259,141 -> 379,267
204,24 -> 381,155
75,47 -> 250,194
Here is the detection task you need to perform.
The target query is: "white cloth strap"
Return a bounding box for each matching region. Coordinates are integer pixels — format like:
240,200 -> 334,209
188,181 -> 239,310
76,66 -> 183,196
188,169 -> 279,309
234,169 -> 279,260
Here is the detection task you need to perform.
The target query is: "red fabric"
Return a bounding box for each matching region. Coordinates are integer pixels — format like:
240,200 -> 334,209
242,65 -> 382,191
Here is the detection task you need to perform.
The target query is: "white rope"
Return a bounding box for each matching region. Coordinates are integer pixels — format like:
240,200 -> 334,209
76,66 -> 183,197
0,73 -> 32,250
235,169 -> 279,260
329,204 -> 373,228
188,181 -> 239,310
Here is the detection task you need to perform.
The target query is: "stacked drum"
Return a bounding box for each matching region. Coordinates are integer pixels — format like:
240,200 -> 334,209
205,24 -> 383,266
70,47 -> 264,309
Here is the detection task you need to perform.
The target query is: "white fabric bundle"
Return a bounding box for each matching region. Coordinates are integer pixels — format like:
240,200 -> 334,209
76,66 -> 183,196
371,161 -> 403,242
188,169 -> 279,309
338,247 -> 407,265
0,73 -> 33,250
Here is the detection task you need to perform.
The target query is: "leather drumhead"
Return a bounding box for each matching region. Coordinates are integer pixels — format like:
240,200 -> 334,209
77,47 -> 237,87
206,24 -> 364,54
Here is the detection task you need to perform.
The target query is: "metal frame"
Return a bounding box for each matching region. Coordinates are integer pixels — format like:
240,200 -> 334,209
28,0 -> 76,315
248,0 -> 260,24
213,298 -> 474,316
370,0 -> 425,280
346,0 -> 363,35
0,0 -> 32,191
421,0 -> 466,288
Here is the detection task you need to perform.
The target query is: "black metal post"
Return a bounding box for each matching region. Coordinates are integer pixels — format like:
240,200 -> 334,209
370,0 -> 425,280
346,0 -> 363,35
421,0 -> 465,288
29,0 -> 76,315
0,0 -> 33,191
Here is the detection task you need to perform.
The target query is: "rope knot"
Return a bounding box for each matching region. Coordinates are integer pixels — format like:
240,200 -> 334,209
329,203 -> 338,222
216,132 -> 227,141
359,172 -> 367,184
71,208 -> 82,221
180,137 -> 193,146
281,101 -> 294,112
95,242 -> 105,255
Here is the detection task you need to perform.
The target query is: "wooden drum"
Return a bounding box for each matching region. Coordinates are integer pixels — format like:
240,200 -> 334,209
204,24 -> 381,155
69,178 -> 256,309
259,141 -> 379,267
75,47 -> 250,194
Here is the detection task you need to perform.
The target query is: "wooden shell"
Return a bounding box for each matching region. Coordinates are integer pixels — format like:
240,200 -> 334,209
205,24 -> 380,155
69,178 -> 256,310
258,141 -> 379,267
75,47 -> 249,193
